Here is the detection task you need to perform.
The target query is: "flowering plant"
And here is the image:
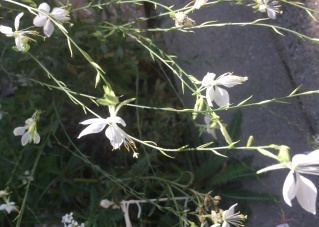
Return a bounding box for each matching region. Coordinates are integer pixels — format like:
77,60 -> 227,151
0,0 -> 319,226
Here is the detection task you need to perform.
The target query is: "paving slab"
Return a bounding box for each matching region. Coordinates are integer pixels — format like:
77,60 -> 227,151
156,0 -> 319,226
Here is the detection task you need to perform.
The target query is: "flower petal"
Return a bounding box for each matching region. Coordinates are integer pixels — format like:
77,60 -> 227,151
110,116 -> 126,127
78,121 -> 107,138
202,73 -> 216,87
206,86 -> 215,107
295,173 -> 317,214
0,25 -> 13,36
21,132 -> 31,146
43,19 -> 54,37
79,118 -> 107,125
51,8 -> 70,22
38,2 -> 50,13
33,15 -> 48,27
34,132 -> 40,144
105,124 -> 125,149
14,13 -> 24,31
13,126 -> 27,136
194,0 -> 208,9
15,35 -> 23,51
214,86 -> 229,107
217,75 -> 248,88
267,8 -> 276,19
282,171 -> 296,207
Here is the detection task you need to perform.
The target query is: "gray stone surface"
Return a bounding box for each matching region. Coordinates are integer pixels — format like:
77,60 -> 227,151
156,0 -> 319,226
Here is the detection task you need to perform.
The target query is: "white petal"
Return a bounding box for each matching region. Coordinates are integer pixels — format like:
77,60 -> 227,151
51,8 -> 70,22
38,2 -> 50,13
282,171 -> 296,207
259,5 -> 267,12
214,86 -> 229,107
79,118 -> 107,125
267,8 -> 276,19
202,73 -> 216,87
194,0 -> 207,9
21,133 -> 31,146
110,116 -> 126,127
217,75 -> 248,88
34,133 -> 40,144
105,124 -> 125,149
206,86 -> 215,107
14,13 -> 24,31
295,173 -> 317,214
0,25 -> 13,36
78,121 -> 107,138
15,35 -> 23,51
225,203 -> 237,217
13,126 -> 27,136
33,15 -> 48,27
257,163 -> 287,174
43,20 -> 54,37
222,222 -> 230,227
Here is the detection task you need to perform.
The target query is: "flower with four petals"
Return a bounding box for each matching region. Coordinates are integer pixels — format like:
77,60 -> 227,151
0,202 -> 19,214
78,107 -> 138,158
201,72 -> 248,107
257,0 -> 281,19
33,2 -> 70,37
0,13 -> 37,52
13,114 -> 40,146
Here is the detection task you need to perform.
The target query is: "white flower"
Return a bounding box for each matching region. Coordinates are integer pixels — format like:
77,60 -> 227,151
201,73 -> 248,107
0,202 -> 18,214
222,204 -> 246,227
194,0 -> 208,9
78,112 -> 138,157
258,150 -> 319,214
204,116 -> 218,139
33,3 -> 70,37
13,117 -> 40,146
62,212 -> 73,224
257,0 -> 280,19
0,13 -> 37,51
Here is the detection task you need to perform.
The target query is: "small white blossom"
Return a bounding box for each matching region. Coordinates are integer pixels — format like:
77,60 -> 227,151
21,170 -> 34,185
0,13 -> 37,51
257,0 -> 280,19
194,0 -> 208,9
62,212 -> 73,224
222,204 -> 246,227
33,2 -> 70,37
14,117 -> 40,146
78,110 -> 138,157
0,202 -> 18,214
258,150 -> 319,214
201,73 -> 248,107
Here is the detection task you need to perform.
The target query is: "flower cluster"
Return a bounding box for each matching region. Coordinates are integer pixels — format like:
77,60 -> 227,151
0,2 -> 69,52
62,212 -> 84,227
